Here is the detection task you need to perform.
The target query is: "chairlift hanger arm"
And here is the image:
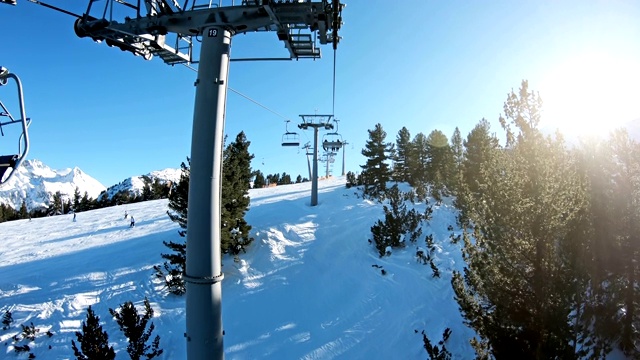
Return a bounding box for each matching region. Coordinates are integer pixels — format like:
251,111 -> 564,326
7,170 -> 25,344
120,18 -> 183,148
0,67 -> 30,186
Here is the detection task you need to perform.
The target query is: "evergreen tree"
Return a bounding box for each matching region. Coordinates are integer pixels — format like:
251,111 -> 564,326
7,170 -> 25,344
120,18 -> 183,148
221,131 -> 254,255
456,119 -> 499,225
50,191 -> 63,215
158,132 -> 255,294
346,171 -> 358,188
360,123 -> 393,197
98,191 -> 110,208
462,118 -> 499,195
2,310 -> 13,330
370,185 -> 424,257
79,191 -> 92,212
393,126 -> 412,182
73,187 -> 81,210
253,170 -> 266,188
452,81 -> 590,359
19,201 -> 28,219
267,173 -> 280,186
408,132 -> 429,187
109,298 -> 163,360
278,172 -> 292,185
450,127 -> 464,192
156,159 -> 190,296
295,174 -> 303,183
71,306 -> 115,360
141,176 -> 153,201
578,130 -> 640,356
425,129 -> 454,192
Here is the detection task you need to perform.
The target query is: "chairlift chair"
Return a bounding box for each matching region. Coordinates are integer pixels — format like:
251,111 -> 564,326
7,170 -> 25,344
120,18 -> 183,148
281,120 -> 300,147
322,118 -> 343,151
0,66 -> 30,186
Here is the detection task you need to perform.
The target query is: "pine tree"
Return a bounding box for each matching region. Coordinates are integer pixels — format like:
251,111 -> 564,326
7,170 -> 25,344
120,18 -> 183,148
158,132 -> 255,294
253,170 -> 266,188
73,187 -> 81,210
295,174 -> 303,183
50,191 -> 63,215
456,119 -> 499,225
393,126 -> 412,182
370,185 -> 424,257
425,129 -> 454,192
71,306 -> 115,360
452,80 -> 590,359
79,191 -> 92,212
221,131 -> 254,255
360,123 -> 393,197
19,201 -> 28,219
109,298 -> 163,360
603,130 -> 640,356
450,127 -> 464,192
157,159 -> 190,296
408,132 -> 429,187
278,172 -> 292,185
2,310 -> 13,330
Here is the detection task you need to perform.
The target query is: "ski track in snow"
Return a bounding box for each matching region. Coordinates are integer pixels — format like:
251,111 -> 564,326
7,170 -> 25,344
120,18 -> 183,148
0,177 -> 481,359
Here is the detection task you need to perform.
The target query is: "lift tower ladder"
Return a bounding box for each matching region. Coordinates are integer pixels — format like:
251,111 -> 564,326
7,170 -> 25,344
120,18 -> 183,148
67,1 -> 344,360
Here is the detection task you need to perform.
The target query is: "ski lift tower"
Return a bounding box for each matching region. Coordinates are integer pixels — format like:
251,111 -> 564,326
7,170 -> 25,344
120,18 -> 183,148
62,1 -> 344,359
298,114 -> 333,206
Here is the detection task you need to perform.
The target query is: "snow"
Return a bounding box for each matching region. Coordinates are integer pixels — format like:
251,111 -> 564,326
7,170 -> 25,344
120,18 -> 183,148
0,176 -> 477,359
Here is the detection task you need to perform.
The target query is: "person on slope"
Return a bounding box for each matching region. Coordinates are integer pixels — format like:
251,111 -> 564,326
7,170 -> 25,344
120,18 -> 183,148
130,215 -> 135,228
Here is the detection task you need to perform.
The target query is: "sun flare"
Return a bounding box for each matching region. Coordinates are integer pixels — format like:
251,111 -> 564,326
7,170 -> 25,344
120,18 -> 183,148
539,52 -> 640,138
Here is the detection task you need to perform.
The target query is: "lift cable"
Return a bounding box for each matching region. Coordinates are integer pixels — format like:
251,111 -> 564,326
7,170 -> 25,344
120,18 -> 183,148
227,87 -> 290,121
183,63 -> 313,144
26,0 -> 82,18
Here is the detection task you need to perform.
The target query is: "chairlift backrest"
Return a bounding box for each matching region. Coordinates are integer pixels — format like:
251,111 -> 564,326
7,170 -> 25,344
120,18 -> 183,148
0,67 -> 30,187
281,120 -> 300,147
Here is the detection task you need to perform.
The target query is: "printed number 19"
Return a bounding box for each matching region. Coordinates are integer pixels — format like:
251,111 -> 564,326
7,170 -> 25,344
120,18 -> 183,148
208,29 -> 218,37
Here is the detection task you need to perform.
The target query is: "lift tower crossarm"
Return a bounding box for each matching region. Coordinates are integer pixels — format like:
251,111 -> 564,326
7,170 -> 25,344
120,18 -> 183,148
73,1 -> 339,62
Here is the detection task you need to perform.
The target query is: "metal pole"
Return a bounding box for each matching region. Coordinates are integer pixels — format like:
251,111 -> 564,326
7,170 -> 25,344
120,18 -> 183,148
325,153 -> 330,178
185,25 -> 230,360
341,141 -> 346,176
311,126 -> 319,206
306,150 -> 312,181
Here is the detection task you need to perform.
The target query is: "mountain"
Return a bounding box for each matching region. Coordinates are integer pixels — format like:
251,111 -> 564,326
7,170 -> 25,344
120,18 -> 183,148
103,167 -> 182,200
0,159 -> 106,211
0,160 -> 182,210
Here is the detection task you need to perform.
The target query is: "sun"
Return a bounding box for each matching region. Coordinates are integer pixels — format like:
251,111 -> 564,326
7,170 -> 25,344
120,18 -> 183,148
539,52 -> 640,138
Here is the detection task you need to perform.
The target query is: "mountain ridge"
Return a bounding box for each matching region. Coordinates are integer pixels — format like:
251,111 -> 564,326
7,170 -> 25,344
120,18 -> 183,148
0,159 -> 180,211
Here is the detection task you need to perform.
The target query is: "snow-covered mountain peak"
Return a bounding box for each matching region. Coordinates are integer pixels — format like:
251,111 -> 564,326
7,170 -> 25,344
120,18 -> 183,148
0,159 -> 106,210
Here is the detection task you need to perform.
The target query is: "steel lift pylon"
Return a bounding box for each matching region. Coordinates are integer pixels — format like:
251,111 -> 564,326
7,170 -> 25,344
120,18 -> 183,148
298,114 -> 333,206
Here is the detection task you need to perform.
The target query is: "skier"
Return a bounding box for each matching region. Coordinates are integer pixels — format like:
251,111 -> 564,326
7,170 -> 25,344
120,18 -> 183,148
124,210 -> 128,219
73,212 -> 76,222
130,216 -> 135,228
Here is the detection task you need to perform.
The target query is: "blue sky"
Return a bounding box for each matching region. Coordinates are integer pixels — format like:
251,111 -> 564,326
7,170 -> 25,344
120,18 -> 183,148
1,0 -> 639,187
